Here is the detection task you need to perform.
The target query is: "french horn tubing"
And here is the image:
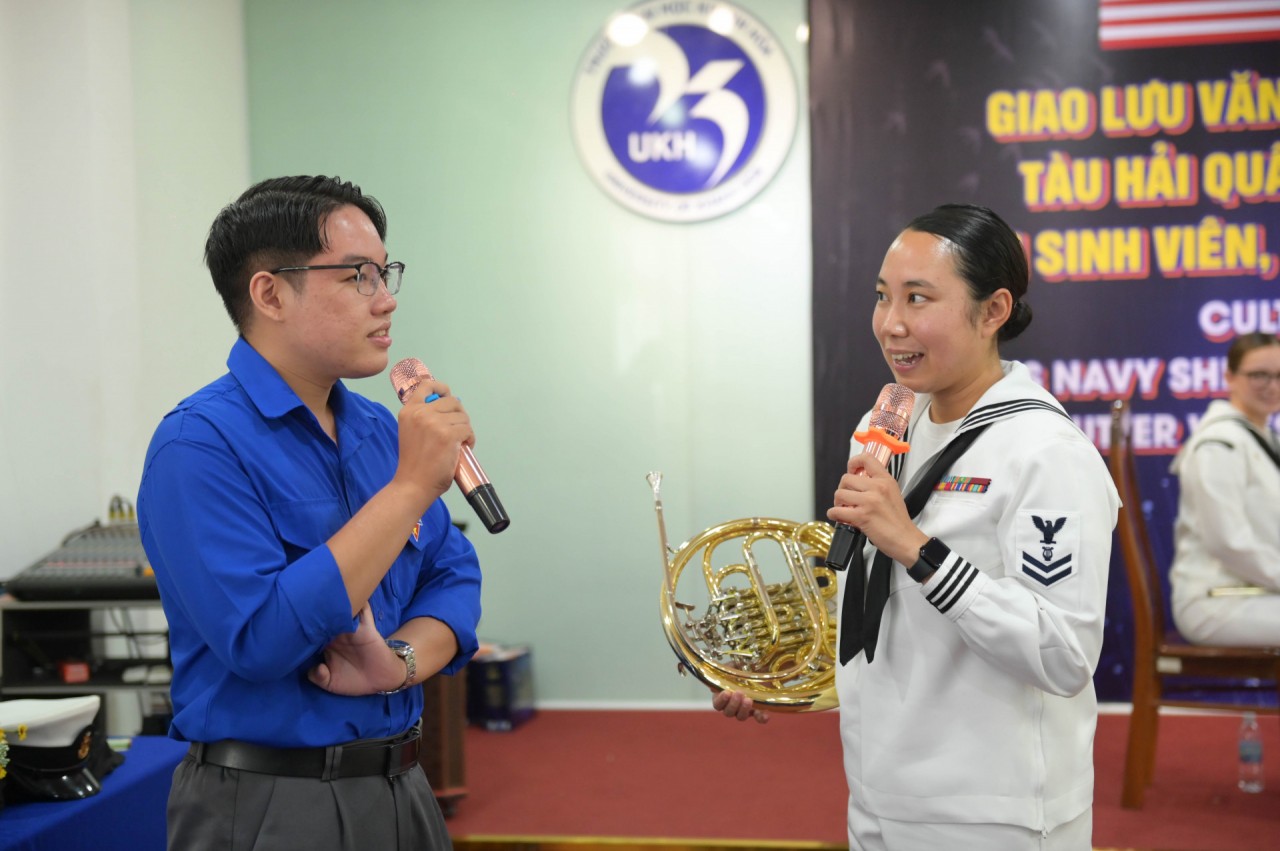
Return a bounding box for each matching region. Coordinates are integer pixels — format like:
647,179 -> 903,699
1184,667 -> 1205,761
647,472 -> 839,712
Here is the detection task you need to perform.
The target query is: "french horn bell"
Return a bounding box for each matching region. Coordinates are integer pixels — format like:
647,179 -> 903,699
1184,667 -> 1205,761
647,472 -> 839,712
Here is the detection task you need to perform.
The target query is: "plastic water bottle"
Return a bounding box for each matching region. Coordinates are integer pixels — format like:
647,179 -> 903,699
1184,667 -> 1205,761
1238,711 -> 1264,793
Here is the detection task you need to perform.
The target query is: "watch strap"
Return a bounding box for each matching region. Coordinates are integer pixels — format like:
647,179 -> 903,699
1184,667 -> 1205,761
908,537 -> 950,582
378,639 -> 416,694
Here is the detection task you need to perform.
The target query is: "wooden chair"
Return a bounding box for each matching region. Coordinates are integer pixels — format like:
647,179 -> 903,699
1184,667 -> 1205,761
1108,399 -> 1280,809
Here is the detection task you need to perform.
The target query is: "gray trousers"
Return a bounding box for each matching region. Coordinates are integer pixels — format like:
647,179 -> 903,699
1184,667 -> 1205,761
167,752 -> 452,850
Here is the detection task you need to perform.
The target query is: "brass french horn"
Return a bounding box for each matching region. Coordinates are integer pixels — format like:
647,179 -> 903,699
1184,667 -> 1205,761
647,472 -> 839,712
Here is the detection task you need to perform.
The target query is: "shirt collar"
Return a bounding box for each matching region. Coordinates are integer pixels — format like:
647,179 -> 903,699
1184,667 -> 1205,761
907,361 -> 1060,424
227,337 -> 310,419
226,338 -> 379,451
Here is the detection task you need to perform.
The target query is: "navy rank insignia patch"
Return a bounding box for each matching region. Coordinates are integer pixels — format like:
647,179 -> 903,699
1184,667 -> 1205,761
1017,511 -> 1080,587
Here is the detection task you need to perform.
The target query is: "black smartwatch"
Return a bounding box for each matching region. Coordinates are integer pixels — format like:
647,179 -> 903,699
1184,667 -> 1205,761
908,537 -> 949,583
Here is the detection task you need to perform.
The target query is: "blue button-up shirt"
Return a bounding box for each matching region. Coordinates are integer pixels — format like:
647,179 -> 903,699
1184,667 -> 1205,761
138,338 -> 482,747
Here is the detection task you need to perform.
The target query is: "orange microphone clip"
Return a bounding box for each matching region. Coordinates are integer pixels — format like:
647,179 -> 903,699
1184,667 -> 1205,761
853,427 -> 911,457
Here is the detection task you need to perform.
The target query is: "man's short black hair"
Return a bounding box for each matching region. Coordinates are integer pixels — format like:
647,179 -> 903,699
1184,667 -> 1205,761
204,176 -> 388,331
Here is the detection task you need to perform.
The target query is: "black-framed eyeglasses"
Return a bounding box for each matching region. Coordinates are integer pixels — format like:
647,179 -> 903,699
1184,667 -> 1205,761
1242,370 -> 1280,388
270,261 -> 404,296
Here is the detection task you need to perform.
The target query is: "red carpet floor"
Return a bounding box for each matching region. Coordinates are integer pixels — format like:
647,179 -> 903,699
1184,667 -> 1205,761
444,709 -> 1280,851
1091,711 -> 1280,850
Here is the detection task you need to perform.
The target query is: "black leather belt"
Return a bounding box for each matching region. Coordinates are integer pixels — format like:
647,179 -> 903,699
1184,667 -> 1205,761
189,725 -> 421,780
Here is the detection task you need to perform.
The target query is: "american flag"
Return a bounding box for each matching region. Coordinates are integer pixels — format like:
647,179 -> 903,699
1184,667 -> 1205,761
1099,0 -> 1280,49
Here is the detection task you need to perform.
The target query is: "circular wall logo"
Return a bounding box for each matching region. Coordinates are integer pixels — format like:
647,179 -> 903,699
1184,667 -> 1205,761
571,1 -> 798,223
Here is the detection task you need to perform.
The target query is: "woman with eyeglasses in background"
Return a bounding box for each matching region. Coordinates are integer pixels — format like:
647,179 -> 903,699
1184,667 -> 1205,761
1170,332 -> 1280,646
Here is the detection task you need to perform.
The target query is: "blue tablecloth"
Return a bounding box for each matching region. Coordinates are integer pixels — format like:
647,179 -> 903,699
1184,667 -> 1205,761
0,735 -> 185,851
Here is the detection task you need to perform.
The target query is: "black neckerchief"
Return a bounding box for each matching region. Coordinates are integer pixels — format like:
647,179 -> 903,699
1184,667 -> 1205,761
1191,412 -> 1280,472
838,398 -> 1070,665
1235,419 -> 1280,471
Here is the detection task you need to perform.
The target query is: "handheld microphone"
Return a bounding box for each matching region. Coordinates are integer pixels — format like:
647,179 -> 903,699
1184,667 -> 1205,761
824,383 -> 915,570
390,358 -> 510,534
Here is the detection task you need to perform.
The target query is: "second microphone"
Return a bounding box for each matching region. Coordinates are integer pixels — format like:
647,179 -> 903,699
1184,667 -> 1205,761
390,357 -> 510,534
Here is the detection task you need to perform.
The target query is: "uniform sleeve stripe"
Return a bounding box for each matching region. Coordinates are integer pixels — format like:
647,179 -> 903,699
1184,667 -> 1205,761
925,560 -> 963,604
937,566 -> 978,613
926,557 -> 977,613
929,572 -> 966,612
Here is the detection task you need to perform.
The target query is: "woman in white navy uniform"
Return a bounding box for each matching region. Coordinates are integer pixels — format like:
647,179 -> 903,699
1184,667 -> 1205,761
716,204 -> 1119,850
1169,332 -> 1280,645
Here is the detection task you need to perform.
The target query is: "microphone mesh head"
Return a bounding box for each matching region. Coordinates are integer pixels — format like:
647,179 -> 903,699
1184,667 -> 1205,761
869,383 -> 915,438
389,358 -> 433,403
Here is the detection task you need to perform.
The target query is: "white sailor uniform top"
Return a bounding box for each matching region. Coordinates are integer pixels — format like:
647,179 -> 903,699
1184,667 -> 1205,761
835,361 -> 1120,833
1169,398 -> 1280,642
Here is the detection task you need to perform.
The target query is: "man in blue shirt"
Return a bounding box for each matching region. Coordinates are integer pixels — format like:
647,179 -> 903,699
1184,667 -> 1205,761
138,175 -> 482,850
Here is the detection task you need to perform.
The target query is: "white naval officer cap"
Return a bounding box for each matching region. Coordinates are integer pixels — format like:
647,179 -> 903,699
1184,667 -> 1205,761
0,695 -> 103,801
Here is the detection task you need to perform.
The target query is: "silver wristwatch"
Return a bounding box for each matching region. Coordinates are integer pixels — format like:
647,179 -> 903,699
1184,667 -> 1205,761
378,639 -> 417,694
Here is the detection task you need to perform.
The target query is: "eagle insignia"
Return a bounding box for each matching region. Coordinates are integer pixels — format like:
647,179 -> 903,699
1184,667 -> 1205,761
1032,515 -> 1067,559
1018,512 -> 1077,587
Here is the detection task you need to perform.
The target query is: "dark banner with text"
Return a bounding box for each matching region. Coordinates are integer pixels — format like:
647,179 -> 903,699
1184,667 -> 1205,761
810,0 -> 1279,701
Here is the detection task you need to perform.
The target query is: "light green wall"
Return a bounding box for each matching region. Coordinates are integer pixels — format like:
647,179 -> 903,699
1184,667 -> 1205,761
1,0 -> 247,574
0,0 -> 811,713
0,0 -> 248,733
248,0 -> 813,706
130,0 -> 251,410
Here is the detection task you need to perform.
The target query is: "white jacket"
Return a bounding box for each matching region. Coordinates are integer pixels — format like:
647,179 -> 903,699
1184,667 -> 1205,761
1169,399 -> 1280,639
836,361 -> 1119,832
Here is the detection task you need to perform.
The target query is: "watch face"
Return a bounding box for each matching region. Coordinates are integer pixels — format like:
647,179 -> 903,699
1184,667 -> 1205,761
921,538 -> 949,568
383,639 -> 416,692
